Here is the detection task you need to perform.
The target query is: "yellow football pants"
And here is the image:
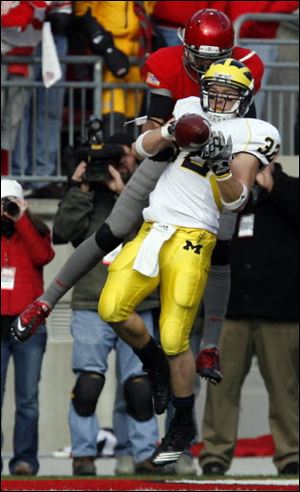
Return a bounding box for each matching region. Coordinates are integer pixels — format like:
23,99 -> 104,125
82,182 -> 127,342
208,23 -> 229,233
99,222 -> 216,355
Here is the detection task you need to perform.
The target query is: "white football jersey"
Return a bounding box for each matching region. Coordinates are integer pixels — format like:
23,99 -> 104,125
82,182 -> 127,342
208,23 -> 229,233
143,97 -> 281,233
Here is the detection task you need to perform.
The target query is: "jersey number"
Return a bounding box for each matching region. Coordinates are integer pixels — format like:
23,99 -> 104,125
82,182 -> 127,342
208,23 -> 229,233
181,154 -> 210,177
257,137 -> 280,163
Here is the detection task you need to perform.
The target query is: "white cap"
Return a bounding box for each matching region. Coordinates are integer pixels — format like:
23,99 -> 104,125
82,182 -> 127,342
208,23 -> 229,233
1,179 -> 24,200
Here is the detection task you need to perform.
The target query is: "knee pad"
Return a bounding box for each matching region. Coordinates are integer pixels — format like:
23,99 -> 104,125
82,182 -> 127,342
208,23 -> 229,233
95,223 -> 122,254
124,375 -> 154,422
71,372 -> 105,417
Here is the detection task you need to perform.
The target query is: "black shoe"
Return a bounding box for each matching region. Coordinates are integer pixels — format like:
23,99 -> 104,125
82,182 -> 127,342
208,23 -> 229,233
202,461 -> 226,475
279,462 -> 299,475
143,353 -> 171,415
151,419 -> 196,466
72,457 -> 96,476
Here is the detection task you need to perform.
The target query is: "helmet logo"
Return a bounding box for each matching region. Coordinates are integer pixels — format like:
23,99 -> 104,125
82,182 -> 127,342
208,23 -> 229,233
198,45 -> 221,54
213,72 -> 232,80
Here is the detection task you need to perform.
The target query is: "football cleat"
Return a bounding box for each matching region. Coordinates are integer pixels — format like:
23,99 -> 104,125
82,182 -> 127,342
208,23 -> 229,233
196,347 -> 223,384
11,300 -> 51,342
151,418 -> 196,466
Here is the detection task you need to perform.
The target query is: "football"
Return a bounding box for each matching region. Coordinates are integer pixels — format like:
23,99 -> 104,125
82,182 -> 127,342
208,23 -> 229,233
174,113 -> 211,148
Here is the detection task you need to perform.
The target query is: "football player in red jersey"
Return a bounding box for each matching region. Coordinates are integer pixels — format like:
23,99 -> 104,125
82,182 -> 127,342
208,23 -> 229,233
10,10 -> 264,389
143,9 -> 264,131
141,9 -> 264,383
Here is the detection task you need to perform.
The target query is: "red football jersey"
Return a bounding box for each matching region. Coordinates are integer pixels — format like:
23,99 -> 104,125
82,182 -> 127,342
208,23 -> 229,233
145,45 -> 264,102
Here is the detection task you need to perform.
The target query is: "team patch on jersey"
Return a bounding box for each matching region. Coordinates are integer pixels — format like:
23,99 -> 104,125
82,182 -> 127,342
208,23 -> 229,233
146,72 -> 160,87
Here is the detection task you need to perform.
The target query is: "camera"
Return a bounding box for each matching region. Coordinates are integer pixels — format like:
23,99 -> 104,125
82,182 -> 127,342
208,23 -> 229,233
1,197 -> 20,218
63,116 -> 125,182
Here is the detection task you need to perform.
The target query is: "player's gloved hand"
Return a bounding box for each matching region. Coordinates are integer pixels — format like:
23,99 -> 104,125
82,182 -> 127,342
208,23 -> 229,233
11,300 -> 52,342
202,131 -> 233,180
79,9 -> 129,78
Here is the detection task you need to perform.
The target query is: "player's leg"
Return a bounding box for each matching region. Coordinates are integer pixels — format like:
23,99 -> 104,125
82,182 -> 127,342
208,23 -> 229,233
152,228 -> 216,466
99,225 -> 170,415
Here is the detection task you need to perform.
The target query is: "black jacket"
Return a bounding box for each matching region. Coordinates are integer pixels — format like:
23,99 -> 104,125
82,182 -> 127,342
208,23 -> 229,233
53,184 -> 159,312
227,163 -> 299,322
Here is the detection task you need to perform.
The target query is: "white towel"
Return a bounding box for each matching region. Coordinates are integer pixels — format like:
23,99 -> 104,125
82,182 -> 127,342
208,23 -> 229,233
133,223 -> 176,277
42,22 -> 62,88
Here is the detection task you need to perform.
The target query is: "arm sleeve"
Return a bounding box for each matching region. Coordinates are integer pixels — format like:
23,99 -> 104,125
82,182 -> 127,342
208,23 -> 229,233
147,93 -> 175,121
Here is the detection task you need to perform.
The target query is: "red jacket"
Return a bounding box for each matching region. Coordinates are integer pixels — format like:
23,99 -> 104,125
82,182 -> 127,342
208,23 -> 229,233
152,1 -> 299,38
1,213 -> 55,316
211,1 -> 299,39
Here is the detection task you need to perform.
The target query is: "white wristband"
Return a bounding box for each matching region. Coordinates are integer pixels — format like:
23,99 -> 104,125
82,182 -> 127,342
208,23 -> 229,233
161,124 -> 173,141
134,131 -> 157,159
221,183 -> 248,211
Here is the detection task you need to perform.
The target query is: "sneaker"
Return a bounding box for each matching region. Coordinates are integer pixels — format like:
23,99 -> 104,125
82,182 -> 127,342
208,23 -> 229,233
279,462 -> 299,475
196,347 -> 223,384
115,455 -> 135,475
11,461 -> 34,476
135,458 -> 163,474
174,453 -> 197,475
72,456 -> 96,476
202,461 -> 226,475
11,300 -> 51,342
151,419 -> 196,466
143,351 -> 171,415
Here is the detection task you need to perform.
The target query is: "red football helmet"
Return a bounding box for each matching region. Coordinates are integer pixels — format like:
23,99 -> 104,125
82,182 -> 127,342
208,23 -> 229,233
178,9 -> 235,80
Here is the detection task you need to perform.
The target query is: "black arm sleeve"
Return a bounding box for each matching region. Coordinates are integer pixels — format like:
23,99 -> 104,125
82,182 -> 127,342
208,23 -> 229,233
147,93 -> 175,121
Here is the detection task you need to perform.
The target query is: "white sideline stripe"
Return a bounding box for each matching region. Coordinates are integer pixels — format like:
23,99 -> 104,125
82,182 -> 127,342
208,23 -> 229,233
166,479 -> 299,485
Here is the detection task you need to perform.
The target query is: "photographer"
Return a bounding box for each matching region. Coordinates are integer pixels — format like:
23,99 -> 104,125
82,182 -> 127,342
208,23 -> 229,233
1,179 -> 55,476
52,133 -> 160,476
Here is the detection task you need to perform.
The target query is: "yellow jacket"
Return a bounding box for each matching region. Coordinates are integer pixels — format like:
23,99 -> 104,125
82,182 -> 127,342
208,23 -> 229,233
75,1 -> 156,45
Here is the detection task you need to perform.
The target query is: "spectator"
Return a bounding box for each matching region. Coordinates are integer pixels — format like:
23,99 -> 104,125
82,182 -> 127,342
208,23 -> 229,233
12,1 -> 73,198
199,162 -> 299,476
1,1 -> 72,176
1,179 -> 55,475
151,1 -> 210,46
51,133 -> 161,476
216,1 -> 299,117
74,1 -> 162,138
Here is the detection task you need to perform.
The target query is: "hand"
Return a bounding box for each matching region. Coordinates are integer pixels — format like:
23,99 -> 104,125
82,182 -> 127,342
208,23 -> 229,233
105,164 -> 125,193
71,161 -> 90,192
202,131 -> 233,180
256,162 -> 275,192
72,161 -> 87,182
160,117 -> 176,141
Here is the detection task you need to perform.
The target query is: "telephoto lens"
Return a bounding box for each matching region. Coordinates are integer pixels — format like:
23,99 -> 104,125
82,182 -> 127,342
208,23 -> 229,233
2,198 -> 20,217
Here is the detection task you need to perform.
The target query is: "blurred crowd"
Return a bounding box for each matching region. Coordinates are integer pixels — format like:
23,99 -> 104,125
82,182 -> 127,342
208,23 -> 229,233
1,0 -> 299,479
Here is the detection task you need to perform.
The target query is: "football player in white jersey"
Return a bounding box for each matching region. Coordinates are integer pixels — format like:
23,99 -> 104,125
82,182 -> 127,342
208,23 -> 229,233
97,59 -> 281,466
12,59 -> 281,466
